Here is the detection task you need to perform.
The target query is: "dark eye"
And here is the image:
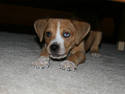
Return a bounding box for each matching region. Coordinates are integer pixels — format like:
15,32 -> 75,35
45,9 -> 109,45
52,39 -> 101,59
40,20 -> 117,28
46,32 -> 51,37
63,32 -> 70,38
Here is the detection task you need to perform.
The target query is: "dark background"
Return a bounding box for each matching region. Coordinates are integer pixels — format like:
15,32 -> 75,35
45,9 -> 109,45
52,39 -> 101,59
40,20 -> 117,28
0,0 -> 125,43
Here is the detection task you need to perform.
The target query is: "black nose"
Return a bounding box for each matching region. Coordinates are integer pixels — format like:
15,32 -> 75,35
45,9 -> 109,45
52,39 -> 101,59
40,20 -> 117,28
50,43 -> 59,52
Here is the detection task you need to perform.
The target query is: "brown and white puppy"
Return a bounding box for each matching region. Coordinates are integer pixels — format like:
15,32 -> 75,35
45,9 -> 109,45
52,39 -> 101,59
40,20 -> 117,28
32,18 -> 102,71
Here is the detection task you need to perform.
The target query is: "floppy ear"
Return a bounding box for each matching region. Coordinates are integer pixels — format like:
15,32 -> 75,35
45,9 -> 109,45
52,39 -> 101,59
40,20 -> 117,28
72,20 -> 90,45
34,19 -> 48,42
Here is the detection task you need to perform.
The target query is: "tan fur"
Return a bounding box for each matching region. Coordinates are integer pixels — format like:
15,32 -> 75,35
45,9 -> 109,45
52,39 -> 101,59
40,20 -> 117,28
34,18 -> 102,69
34,19 -> 48,42
85,31 -> 102,53
68,42 -> 86,65
40,46 -> 49,57
90,31 -> 102,53
71,20 -> 90,45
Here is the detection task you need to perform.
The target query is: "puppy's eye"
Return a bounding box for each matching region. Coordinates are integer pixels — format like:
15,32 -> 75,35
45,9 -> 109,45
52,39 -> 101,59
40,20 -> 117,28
63,32 -> 70,38
46,32 -> 51,37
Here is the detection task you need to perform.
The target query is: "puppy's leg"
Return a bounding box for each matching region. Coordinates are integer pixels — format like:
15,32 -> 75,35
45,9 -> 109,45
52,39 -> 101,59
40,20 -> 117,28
59,51 -> 85,71
85,31 -> 95,51
59,43 -> 86,71
90,31 -> 102,57
32,47 -> 50,69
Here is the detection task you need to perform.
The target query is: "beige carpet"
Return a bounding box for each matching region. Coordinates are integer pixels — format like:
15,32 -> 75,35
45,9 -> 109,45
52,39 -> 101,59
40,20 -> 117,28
0,32 -> 125,94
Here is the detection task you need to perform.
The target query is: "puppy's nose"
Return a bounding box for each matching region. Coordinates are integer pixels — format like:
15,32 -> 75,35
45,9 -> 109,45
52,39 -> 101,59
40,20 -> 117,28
50,43 -> 59,52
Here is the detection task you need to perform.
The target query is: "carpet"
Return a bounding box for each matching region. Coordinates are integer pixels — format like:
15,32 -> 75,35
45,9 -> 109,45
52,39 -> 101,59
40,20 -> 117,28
0,32 -> 125,94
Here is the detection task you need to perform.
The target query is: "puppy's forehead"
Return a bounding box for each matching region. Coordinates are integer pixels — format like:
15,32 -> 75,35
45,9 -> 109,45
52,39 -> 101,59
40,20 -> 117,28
47,19 -> 58,30
48,19 -> 74,30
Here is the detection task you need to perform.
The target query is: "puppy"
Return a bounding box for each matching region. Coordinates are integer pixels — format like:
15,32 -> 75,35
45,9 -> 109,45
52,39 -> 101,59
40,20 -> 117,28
32,18 -> 102,71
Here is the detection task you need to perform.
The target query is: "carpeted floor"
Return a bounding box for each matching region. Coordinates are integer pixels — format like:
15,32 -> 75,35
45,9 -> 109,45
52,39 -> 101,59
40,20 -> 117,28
0,32 -> 125,94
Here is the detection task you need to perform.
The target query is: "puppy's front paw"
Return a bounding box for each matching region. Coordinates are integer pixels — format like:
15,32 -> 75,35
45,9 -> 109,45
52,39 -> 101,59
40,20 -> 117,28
59,60 -> 77,71
32,56 -> 50,69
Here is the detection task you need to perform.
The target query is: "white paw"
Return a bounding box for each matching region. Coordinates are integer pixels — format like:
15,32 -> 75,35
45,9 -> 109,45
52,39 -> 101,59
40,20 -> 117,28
91,53 -> 101,57
59,60 -> 77,71
32,56 -> 50,69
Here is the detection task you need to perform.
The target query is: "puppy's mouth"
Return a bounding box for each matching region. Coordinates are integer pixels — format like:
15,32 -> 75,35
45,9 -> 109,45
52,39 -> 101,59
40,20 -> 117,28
49,53 -> 67,59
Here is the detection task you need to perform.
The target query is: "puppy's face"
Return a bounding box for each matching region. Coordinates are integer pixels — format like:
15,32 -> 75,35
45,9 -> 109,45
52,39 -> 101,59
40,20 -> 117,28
44,19 -> 76,59
34,18 -> 90,59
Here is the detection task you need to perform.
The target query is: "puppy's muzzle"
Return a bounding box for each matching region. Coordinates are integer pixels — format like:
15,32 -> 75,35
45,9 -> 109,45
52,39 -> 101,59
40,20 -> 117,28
49,42 -> 66,59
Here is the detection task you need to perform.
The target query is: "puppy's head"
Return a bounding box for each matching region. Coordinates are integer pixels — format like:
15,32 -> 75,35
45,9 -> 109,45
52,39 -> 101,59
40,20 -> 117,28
34,18 -> 90,59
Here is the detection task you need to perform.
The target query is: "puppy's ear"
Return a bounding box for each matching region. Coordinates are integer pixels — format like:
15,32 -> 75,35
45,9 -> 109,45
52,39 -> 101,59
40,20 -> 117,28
72,20 -> 90,45
34,19 -> 48,42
